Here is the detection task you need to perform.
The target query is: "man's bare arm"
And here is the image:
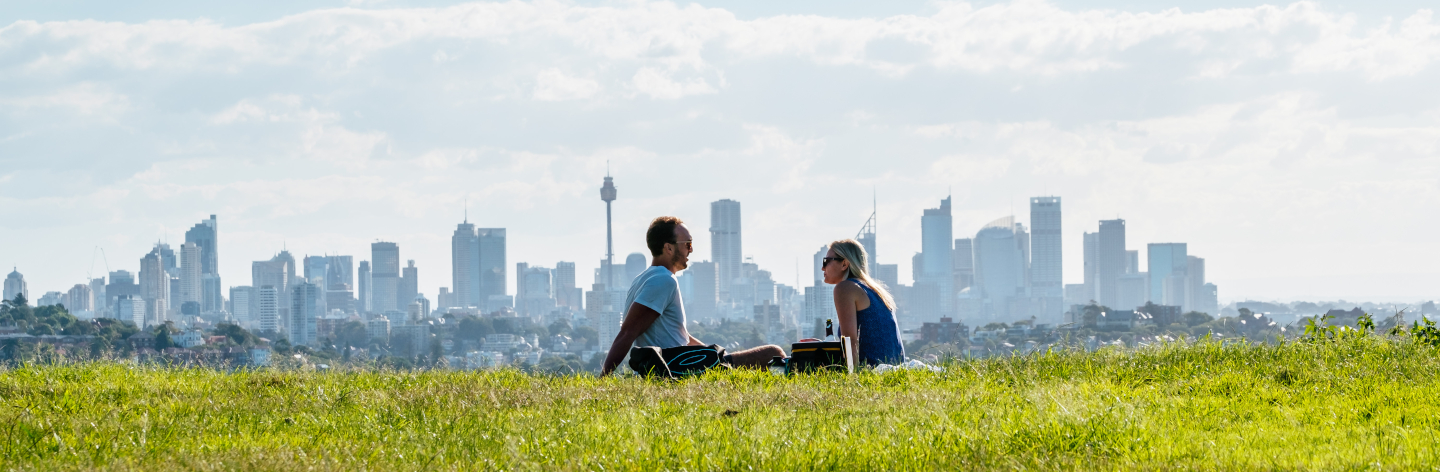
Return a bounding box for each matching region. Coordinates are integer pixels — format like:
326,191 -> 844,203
600,302 -> 662,376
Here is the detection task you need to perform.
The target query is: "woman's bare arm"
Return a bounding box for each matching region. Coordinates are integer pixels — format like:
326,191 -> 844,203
832,280 -> 863,359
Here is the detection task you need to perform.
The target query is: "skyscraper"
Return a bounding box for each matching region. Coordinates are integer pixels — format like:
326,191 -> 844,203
105,270 -> 138,318
1029,197 -> 1062,296
371,242 -> 400,313
180,242 -> 202,307
88,277 -> 106,317
973,217 -> 1026,321
1187,256 -> 1207,313
230,286 -> 254,326
252,256 -> 290,329
710,199 -> 742,300
183,215 -> 220,313
303,256 -> 328,285
555,261 -> 581,309
953,238 -> 974,293
1148,243 -> 1189,307
1082,231 -> 1098,302
325,255 -> 354,291
257,286 -> 280,334
358,261 -> 372,313
477,228 -> 507,309
140,247 -> 169,327
687,261 -> 718,321
1096,219 -> 1127,308
452,222 -> 481,308
857,198 -> 877,276
918,196 -> 954,321
3,268 -> 27,301
291,282 -> 322,346
399,260 -> 418,311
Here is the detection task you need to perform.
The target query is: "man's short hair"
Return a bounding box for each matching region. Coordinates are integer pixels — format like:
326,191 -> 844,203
646,216 -> 684,256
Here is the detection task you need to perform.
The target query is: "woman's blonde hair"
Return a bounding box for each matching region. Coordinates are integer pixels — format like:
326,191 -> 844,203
828,239 -> 896,311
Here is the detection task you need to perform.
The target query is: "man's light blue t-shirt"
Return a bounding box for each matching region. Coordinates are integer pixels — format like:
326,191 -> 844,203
625,265 -> 689,349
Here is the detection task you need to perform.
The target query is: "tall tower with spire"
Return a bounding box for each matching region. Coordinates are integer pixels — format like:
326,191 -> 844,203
600,172 -> 618,288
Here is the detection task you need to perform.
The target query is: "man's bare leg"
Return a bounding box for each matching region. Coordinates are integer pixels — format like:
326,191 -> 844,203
725,345 -> 786,368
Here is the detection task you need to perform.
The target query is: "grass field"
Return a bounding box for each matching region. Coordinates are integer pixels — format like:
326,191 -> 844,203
4,336 -> 1440,470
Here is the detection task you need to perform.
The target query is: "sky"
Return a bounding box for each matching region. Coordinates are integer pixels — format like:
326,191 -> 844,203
2,0 -> 1438,305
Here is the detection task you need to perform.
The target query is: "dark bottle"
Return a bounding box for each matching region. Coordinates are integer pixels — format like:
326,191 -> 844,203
825,318 -> 835,341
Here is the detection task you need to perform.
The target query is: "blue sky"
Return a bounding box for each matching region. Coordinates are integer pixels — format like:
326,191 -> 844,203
2,0 -> 1438,303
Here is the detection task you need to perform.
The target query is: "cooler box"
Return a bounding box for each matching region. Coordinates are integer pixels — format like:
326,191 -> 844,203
788,341 -> 846,373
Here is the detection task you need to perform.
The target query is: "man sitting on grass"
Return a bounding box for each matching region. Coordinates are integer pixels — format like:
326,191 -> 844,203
600,216 -> 786,376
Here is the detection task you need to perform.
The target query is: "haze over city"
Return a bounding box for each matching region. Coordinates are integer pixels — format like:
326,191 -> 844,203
3,0 -> 1439,306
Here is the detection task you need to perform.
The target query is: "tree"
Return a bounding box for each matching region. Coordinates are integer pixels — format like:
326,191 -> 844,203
457,316 -> 493,342
1082,303 -> 1110,328
335,321 -> 369,348
215,323 -> 256,346
573,326 -> 599,347
429,338 -> 444,366
1183,311 -> 1214,327
154,325 -> 175,351
548,319 -> 573,338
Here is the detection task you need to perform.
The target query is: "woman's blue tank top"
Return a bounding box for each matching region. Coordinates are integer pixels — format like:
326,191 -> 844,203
849,278 -> 905,365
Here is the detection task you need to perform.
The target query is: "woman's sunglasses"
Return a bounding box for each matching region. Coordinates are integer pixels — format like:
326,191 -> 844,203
821,256 -> 845,268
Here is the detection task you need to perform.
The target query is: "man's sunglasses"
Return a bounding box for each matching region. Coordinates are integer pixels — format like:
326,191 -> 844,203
821,256 -> 844,268
669,240 -> 694,251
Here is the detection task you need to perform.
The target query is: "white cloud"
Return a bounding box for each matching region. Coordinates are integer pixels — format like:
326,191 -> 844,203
532,68 -> 602,101
629,67 -> 717,99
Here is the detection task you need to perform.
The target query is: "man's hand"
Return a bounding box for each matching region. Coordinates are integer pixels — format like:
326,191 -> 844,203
599,302 -> 661,376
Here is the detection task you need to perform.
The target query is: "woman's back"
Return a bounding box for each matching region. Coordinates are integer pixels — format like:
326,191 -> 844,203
849,278 -> 905,365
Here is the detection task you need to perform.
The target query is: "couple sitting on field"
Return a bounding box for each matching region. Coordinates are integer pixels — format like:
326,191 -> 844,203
599,216 -> 905,376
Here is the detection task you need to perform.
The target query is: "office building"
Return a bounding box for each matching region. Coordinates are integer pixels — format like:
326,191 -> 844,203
303,256 -> 328,285
358,261 -> 371,313
399,260 -> 418,311
117,296 -> 145,328
1082,232 -> 1098,301
1096,219 -> 1127,308
516,263 -> 556,318
973,217 -> 1026,321
291,282 -> 322,346
478,229 -> 507,308
1147,243 -> 1188,308
555,261 -> 582,309
140,246 -> 171,326
857,201 -> 878,276
180,242 -> 202,307
452,222 -> 481,307
89,277 -> 106,318
687,261 -> 718,321
183,215 -> 221,313
1029,197 -> 1063,311
256,286 -> 281,334
230,286 -> 254,326
953,238 -> 974,293
64,284 -> 92,313
105,271 -> 138,318
4,268 -> 27,301
325,256 -> 353,291
371,242 -> 400,313
710,199 -> 742,300
917,196 -> 954,321
1116,272 -> 1148,311
1187,256 -> 1208,313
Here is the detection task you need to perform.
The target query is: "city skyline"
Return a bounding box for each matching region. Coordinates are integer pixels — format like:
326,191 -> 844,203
3,0 -> 1440,303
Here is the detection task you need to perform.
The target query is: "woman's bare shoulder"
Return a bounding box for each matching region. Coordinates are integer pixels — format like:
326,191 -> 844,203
834,279 -> 865,296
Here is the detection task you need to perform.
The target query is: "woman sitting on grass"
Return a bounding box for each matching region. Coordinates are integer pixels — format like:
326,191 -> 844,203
802,239 -> 905,366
